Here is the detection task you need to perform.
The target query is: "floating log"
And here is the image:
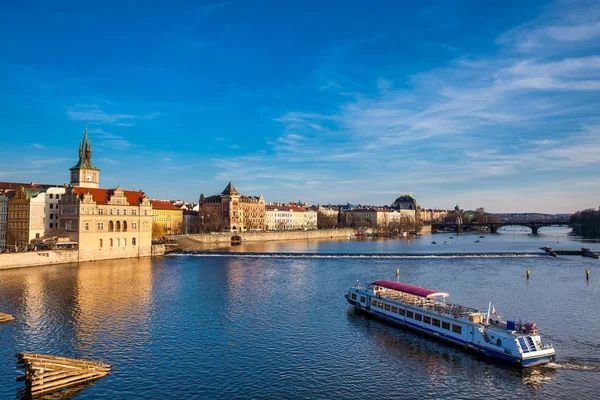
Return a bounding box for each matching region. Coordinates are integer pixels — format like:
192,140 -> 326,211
16,352 -> 111,397
0,312 -> 15,324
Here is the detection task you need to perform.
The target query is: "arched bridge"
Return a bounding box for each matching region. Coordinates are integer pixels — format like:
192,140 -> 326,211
431,221 -> 569,235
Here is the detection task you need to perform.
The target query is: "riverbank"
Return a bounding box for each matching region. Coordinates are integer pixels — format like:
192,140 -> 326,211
0,244 -> 166,270
173,228 -> 358,251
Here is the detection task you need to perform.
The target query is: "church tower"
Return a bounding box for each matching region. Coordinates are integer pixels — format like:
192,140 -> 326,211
69,125 -> 100,188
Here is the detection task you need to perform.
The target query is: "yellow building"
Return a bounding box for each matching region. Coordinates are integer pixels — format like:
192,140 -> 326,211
59,186 -> 153,261
57,126 -> 153,261
150,200 -> 183,236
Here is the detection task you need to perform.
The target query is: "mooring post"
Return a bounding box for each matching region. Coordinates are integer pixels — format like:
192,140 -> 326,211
526,269 -> 530,280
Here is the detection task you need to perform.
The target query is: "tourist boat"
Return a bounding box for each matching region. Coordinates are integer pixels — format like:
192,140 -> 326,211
345,280 -> 556,367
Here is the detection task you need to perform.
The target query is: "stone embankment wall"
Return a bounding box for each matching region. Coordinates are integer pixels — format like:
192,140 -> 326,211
0,250 -> 78,270
175,228 -> 356,245
0,245 -> 165,271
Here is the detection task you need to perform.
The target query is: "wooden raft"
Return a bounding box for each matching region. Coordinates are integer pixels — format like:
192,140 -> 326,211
16,353 -> 111,396
0,313 -> 15,324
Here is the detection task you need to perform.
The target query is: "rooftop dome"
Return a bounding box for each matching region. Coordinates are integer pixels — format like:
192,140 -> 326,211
393,194 -> 418,210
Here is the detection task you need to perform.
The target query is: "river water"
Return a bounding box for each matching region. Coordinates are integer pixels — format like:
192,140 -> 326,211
1,227 -> 599,399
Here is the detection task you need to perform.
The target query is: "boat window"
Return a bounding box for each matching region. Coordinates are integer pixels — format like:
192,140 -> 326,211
384,304 -> 391,311
360,296 -> 366,303
442,321 -> 451,330
398,308 -> 405,316
372,299 -> 377,307
452,325 -> 462,334
496,339 -> 502,347
432,318 -> 441,327
392,306 -> 398,313
414,313 -> 422,321
423,316 -> 431,324
378,302 -> 383,308
406,311 -> 414,319
351,293 -> 357,300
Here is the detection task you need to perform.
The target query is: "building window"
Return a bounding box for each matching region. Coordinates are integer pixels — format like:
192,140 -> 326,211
85,222 -> 89,231
50,214 -> 54,219
452,325 -> 462,334
110,238 -> 113,247
109,209 -> 113,215
123,209 -> 127,215
109,221 -> 114,231
49,204 -> 53,209
99,239 -> 103,248
116,221 -> 121,231
49,223 -> 53,228
98,222 -> 104,230
56,195 -> 60,200
132,237 -> 136,246
99,208 -> 104,215
116,238 -> 120,247
116,209 -> 120,215
123,221 -> 127,232
132,210 -> 137,216
132,222 -> 137,230
49,194 -> 53,199
123,238 -> 127,246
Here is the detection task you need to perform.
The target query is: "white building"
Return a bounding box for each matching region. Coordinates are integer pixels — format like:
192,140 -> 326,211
265,205 -> 293,230
45,187 -> 66,235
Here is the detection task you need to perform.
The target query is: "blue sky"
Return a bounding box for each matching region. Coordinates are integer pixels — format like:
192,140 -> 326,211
1,0 -> 599,213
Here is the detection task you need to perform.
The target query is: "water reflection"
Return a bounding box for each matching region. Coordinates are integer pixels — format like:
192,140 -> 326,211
72,258 -> 154,353
0,258 -> 154,359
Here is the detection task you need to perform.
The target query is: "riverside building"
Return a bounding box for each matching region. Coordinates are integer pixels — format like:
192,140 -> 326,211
57,127 -> 153,261
198,182 -> 266,232
150,200 -> 184,235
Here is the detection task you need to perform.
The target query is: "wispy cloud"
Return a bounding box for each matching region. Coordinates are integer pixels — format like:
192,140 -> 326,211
208,0 -> 600,211
66,104 -> 159,125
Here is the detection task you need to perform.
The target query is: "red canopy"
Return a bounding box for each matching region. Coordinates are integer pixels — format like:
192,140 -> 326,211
372,280 -> 449,298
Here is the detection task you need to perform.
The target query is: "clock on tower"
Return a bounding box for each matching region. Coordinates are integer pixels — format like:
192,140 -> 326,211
69,125 -> 100,188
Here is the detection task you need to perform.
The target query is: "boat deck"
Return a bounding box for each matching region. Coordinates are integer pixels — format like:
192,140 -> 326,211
375,289 -> 480,318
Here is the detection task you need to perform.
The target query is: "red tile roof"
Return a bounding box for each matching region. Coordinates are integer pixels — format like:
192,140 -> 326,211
150,200 -> 183,211
72,187 -> 146,206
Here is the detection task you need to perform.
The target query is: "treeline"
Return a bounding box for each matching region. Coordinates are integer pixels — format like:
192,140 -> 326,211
570,209 -> 600,237
316,210 -> 423,234
444,207 -> 500,224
